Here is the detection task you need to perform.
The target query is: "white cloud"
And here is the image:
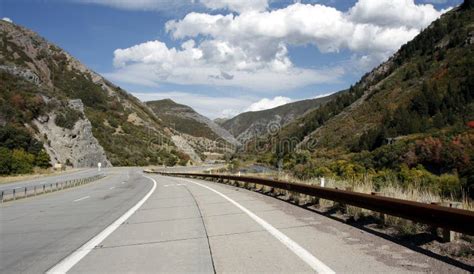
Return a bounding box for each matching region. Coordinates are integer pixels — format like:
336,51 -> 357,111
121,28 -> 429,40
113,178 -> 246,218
348,0 -> 443,29
200,0 -> 268,13
108,39 -> 344,90
2,17 -> 13,23
108,0 -> 448,91
245,96 -> 292,112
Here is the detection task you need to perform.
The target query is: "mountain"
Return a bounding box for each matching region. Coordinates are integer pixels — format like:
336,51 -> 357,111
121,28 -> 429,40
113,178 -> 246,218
253,2 -> 473,195
0,20 -> 189,172
146,99 -> 239,162
214,118 -> 229,125
296,3 -> 474,152
221,95 -> 338,143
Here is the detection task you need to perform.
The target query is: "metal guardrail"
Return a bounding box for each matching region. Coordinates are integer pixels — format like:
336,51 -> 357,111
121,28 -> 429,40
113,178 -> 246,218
153,172 -> 474,236
0,174 -> 105,203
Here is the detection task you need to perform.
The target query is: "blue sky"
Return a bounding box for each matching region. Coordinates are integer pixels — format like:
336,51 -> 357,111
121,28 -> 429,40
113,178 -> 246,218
1,0 -> 462,118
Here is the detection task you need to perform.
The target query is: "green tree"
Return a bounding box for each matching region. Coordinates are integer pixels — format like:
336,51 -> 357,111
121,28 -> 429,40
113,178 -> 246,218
0,147 -> 12,174
10,148 -> 35,174
35,149 -> 51,168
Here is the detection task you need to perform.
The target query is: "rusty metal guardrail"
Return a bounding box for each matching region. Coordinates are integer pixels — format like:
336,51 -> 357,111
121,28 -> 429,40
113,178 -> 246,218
0,174 -> 106,203
152,171 -> 474,236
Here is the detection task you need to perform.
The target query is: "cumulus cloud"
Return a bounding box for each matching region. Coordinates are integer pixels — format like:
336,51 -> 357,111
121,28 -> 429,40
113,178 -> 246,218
2,17 -> 13,23
245,96 -> 292,112
200,0 -> 268,13
109,0 -> 448,90
108,39 -> 344,90
348,0 -> 443,29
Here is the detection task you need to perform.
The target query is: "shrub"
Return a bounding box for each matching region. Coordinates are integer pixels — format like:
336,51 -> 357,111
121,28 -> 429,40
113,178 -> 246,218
35,149 -> 51,168
54,107 -> 83,129
10,148 -> 35,174
0,147 -> 12,174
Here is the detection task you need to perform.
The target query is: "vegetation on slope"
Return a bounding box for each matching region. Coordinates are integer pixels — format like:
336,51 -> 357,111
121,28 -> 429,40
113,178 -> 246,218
244,3 -> 474,199
0,21 -> 187,171
222,95 -> 339,140
147,99 -> 220,140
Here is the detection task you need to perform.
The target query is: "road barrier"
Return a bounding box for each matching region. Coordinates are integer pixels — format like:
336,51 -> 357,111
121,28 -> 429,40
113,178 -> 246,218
0,174 -> 106,203
152,171 -> 474,236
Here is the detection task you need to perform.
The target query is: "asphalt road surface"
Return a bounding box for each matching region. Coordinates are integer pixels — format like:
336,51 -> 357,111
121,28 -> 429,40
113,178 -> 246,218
0,167 -> 471,273
0,168 -> 100,193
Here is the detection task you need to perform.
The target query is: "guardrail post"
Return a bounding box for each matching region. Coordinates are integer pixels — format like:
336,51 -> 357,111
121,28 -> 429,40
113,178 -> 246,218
332,187 -> 351,212
34,186 -> 37,196
441,202 -> 462,242
1,191 -> 3,203
320,177 -> 325,187
24,187 -> 27,198
371,192 -> 386,225
43,184 -> 45,194
13,189 -> 16,200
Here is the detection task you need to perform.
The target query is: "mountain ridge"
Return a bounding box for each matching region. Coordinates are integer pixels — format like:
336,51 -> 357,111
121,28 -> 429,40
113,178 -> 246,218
221,94 -> 339,143
0,20 -> 190,170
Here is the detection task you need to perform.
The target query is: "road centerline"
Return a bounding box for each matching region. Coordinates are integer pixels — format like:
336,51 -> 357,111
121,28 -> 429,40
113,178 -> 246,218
73,196 -> 90,202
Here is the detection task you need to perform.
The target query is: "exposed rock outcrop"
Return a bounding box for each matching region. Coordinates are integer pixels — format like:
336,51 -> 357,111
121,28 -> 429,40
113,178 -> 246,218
33,99 -> 111,168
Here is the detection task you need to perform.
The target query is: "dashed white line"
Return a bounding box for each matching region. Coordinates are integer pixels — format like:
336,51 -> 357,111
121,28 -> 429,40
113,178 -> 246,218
47,176 -> 157,273
181,178 -> 335,274
163,183 -> 186,187
73,196 -> 90,202
109,187 -> 115,190
121,182 -> 126,184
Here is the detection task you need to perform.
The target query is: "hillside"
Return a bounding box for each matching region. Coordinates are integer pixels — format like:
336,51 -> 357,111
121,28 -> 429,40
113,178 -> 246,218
147,99 -> 239,162
146,99 -> 238,145
0,20 -> 188,172
251,2 -> 474,197
221,95 -> 338,143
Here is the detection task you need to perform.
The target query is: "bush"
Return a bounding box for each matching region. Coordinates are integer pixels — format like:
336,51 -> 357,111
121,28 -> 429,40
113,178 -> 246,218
35,149 -> 51,168
54,107 -> 83,129
0,147 -> 12,174
10,148 -> 35,174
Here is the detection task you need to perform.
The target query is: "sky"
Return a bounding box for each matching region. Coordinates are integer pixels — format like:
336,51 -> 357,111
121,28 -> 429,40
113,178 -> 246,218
0,0 -> 462,119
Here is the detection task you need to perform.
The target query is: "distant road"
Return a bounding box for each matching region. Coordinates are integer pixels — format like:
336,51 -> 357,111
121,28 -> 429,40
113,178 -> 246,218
0,168 -> 99,192
0,166 -> 470,273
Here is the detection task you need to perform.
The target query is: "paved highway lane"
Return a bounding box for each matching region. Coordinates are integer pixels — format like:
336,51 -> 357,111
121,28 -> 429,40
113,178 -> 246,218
0,168 -> 153,273
69,174 -> 468,273
0,168 -> 101,193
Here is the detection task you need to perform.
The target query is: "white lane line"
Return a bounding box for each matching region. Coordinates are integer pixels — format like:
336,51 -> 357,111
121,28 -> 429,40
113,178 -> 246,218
47,176 -> 157,273
73,196 -> 90,202
182,178 -> 335,274
164,183 -> 186,187
109,187 -> 115,190
121,182 -> 126,184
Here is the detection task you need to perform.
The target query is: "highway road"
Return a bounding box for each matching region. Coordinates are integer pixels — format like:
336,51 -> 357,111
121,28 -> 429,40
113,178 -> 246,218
0,167 -> 471,273
0,168 -> 100,193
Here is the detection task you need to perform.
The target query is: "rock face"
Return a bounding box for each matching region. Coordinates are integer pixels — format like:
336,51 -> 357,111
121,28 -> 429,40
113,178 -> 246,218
33,99 -> 111,168
170,135 -> 202,164
0,65 -> 40,85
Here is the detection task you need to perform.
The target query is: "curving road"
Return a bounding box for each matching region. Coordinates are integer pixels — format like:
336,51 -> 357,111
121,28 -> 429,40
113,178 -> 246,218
0,168 -> 100,193
0,167 -> 471,273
